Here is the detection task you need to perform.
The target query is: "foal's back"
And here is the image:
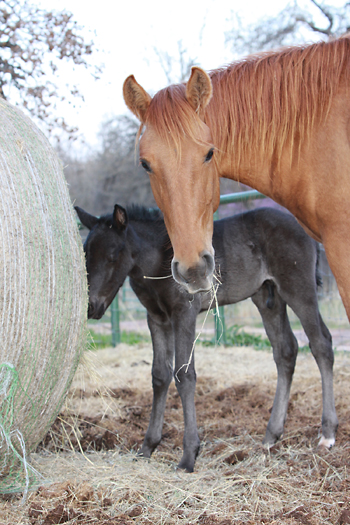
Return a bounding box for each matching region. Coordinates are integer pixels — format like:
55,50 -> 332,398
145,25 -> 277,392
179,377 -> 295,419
211,208 -> 317,307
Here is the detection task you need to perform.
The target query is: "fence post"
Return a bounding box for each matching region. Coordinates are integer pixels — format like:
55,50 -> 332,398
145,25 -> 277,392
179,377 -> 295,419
111,295 -> 121,346
215,306 -> 226,345
213,209 -> 226,344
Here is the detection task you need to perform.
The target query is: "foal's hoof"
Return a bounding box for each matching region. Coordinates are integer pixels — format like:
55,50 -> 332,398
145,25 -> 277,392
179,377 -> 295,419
177,459 -> 195,473
318,435 -> 335,449
137,444 -> 154,459
134,449 -> 152,462
262,429 -> 280,447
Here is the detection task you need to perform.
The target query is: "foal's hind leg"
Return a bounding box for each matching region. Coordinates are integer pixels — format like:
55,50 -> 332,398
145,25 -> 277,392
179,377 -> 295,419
138,314 -> 175,459
279,291 -> 338,448
252,285 -> 298,445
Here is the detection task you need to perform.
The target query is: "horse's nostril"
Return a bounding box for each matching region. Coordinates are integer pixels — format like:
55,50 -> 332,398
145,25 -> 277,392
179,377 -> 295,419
171,252 -> 215,292
201,251 -> 215,277
171,260 -> 188,285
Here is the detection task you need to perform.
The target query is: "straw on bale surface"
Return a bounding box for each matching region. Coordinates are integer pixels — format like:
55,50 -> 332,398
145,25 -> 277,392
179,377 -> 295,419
0,98 -> 87,494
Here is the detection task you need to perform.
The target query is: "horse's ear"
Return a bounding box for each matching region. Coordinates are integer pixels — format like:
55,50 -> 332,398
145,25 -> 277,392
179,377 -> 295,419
75,206 -> 98,230
186,67 -> 212,119
123,75 -> 152,123
112,204 -> 128,231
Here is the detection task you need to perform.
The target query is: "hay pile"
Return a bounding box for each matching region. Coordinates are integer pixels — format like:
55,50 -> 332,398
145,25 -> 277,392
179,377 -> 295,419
2,343 -> 348,524
0,98 -> 87,494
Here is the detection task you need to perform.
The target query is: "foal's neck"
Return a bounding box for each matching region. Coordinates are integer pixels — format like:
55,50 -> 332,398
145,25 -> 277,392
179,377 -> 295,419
128,219 -> 170,282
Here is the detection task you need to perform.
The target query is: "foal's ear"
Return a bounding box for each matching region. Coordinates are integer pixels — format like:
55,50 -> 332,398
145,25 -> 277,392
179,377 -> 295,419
186,67 -> 212,119
112,204 -> 128,231
75,206 -> 98,230
123,75 -> 152,123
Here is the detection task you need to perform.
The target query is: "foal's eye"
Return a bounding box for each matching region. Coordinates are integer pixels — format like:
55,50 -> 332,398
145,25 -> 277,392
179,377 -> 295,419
204,148 -> 214,163
140,159 -> 152,173
107,249 -> 119,263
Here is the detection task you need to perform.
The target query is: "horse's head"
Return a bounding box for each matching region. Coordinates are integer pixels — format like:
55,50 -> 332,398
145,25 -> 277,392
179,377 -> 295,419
123,68 -> 220,294
75,205 -> 132,319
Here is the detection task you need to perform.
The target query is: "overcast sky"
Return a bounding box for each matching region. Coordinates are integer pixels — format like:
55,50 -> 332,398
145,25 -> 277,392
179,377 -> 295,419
36,0 -> 345,149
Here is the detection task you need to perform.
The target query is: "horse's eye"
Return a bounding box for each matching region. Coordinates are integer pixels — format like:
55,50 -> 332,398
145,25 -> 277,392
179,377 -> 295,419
140,159 -> 152,173
204,148 -> 214,163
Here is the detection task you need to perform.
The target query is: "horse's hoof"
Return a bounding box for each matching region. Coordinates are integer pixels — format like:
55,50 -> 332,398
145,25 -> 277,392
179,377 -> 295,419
318,435 -> 335,449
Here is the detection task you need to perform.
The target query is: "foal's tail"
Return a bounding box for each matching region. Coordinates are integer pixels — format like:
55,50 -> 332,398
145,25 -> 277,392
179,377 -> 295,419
316,242 -> 323,288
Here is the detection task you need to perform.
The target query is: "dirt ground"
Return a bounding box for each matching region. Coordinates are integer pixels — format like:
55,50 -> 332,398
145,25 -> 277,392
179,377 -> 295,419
1,342 -> 350,524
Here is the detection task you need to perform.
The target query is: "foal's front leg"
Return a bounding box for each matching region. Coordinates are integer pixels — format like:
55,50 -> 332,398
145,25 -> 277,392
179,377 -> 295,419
138,313 -> 175,459
252,286 -> 298,445
173,306 -> 200,472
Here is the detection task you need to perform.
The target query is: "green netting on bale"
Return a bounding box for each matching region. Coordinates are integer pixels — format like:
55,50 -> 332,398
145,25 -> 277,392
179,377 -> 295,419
0,98 -> 88,494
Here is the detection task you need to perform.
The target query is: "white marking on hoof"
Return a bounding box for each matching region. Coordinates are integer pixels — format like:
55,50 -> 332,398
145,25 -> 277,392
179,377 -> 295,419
318,435 -> 335,449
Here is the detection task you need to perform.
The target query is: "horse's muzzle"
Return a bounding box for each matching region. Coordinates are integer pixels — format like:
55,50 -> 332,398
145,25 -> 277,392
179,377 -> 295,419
88,300 -> 106,320
171,250 -> 215,293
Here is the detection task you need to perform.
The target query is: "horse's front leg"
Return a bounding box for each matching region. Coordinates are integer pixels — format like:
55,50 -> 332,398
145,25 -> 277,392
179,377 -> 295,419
252,286 -> 298,445
138,313 -> 174,459
173,306 -> 200,472
322,226 -> 350,322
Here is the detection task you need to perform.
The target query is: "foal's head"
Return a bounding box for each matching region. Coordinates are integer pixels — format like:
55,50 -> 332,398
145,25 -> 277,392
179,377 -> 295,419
123,68 -> 220,294
75,205 -> 131,319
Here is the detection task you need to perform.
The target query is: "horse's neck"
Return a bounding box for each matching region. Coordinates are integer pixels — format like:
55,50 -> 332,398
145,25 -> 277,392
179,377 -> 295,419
206,70 -> 296,201
206,103 -> 298,209
128,221 -> 169,282
215,144 -> 276,200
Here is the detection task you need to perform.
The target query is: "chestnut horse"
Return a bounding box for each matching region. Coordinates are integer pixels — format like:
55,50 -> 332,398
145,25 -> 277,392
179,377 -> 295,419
123,36 -> 350,319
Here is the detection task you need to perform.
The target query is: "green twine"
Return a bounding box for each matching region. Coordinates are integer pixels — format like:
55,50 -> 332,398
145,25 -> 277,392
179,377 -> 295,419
0,363 -> 41,498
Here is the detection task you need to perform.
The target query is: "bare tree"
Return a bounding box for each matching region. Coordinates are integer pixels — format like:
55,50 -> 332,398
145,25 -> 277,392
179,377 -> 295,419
57,144 -> 98,213
226,0 -> 350,55
153,40 -> 198,84
0,0 -> 101,137
94,115 -> 156,214
63,115 -> 157,215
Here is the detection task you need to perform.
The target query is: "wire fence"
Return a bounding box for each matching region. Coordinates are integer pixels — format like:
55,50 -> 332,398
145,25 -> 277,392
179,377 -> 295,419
87,190 -> 350,351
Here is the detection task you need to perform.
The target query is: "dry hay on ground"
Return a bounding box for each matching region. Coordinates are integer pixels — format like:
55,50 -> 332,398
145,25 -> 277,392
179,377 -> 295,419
1,343 -> 350,524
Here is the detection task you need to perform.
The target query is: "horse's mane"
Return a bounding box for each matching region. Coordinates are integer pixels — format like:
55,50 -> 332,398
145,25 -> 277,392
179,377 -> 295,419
146,36 -> 350,168
145,84 -> 211,153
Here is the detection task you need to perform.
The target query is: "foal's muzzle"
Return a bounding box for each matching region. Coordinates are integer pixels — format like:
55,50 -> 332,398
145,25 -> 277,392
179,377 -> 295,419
88,300 -> 107,320
171,250 -> 215,293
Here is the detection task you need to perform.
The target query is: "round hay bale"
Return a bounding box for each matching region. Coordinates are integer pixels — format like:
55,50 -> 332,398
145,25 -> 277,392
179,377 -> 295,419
0,98 -> 88,494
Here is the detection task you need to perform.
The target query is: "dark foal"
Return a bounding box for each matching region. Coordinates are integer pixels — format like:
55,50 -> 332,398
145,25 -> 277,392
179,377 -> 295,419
76,205 -> 337,473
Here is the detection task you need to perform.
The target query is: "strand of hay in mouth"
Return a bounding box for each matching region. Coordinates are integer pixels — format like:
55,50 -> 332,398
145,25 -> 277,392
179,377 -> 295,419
0,98 -> 88,493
